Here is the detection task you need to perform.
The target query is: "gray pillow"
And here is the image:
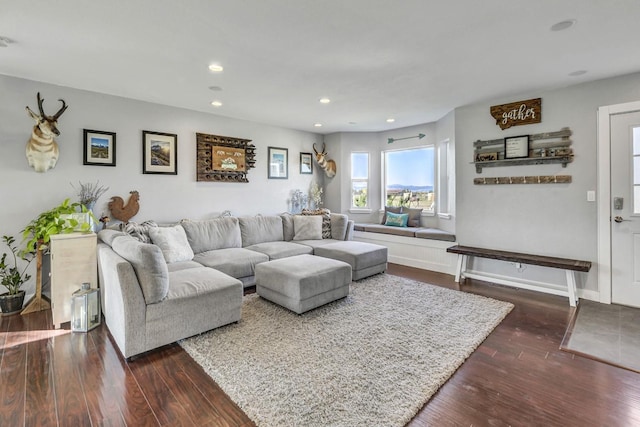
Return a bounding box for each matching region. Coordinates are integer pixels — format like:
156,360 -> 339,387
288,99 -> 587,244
301,208 -> 331,238
280,213 -> 295,241
111,236 -> 169,304
330,213 -> 349,240
239,215 -> 284,246
293,215 -> 323,240
404,208 -> 423,227
381,206 -> 402,225
181,217 -> 242,253
148,224 -> 194,263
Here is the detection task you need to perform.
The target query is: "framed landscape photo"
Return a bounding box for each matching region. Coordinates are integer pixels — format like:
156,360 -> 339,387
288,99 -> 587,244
504,135 -> 529,159
300,152 -> 313,174
83,129 -> 116,166
142,130 -> 177,175
268,146 -> 288,179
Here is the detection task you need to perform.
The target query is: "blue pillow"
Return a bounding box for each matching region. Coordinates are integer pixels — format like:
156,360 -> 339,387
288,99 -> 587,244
384,212 -> 409,227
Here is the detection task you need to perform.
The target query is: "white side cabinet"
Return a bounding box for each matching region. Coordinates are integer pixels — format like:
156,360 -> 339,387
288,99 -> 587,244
50,233 -> 97,329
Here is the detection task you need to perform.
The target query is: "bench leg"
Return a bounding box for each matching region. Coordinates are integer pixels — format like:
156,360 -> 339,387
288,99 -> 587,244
454,254 -> 468,283
566,270 -> 579,307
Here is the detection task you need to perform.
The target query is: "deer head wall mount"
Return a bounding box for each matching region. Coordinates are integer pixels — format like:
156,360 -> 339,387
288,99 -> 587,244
312,142 -> 337,178
25,92 -> 68,173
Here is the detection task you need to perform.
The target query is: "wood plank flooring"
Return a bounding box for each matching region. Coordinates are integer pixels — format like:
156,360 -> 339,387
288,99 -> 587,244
1,264 -> 639,426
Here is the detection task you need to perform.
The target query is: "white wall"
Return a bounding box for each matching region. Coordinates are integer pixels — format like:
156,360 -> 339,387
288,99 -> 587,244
0,74 -> 323,296
455,71 -> 640,294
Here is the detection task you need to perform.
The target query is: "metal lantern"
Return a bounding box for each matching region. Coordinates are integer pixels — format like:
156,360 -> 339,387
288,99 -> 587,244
71,282 -> 101,332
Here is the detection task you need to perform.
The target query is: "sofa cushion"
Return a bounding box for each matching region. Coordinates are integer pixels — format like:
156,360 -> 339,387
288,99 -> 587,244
111,236 -> 169,304
330,213 -> 349,240
293,215 -> 323,240
384,212 -> 409,227
294,238 -> 345,250
381,206 -> 402,224
167,260 -> 205,272
148,224 -> 195,263
193,248 -> 269,278
280,213 -> 295,241
245,241 -> 313,260
302,208 -> 331,238
181,217 -> 242,253
239,215 -> 284,247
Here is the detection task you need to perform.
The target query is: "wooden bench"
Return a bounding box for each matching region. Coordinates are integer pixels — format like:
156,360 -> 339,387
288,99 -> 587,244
446,245 -> 592,307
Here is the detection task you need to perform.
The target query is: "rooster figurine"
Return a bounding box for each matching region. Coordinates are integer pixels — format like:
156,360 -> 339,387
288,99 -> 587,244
108,191 -> 140,224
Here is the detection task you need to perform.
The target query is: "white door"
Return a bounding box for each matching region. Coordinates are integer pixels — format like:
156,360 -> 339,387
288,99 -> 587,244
611,110 -> 640,307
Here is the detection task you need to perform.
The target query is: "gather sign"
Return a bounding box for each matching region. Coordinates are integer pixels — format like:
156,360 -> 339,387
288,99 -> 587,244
490,98 -> 541,130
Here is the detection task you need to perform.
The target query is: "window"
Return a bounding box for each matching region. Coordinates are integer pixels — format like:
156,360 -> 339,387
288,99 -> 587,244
351,152 -> 369,208
383,146 -> 435,212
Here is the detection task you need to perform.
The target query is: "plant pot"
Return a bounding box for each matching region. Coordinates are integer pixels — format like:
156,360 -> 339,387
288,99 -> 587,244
0,290 -> 26,316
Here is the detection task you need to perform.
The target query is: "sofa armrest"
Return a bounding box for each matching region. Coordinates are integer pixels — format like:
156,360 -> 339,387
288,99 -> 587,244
97,243 -> 147,359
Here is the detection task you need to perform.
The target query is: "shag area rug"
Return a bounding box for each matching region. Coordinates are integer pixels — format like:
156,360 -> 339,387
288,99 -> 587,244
180,273 -> 514,426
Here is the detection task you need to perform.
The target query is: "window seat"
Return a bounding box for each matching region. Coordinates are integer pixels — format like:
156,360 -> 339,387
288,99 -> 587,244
352,224 -> 457,274
353,223 -> 456,242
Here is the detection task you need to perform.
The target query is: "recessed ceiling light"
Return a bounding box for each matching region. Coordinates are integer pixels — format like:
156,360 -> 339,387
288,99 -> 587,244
208,86 -> 223,91
208,64 -> 224,72
568,70 -> 587,77
319,98 -> 331,104
314,123 -> 323,127
211,100 -> 223,107
551,19 -> 576,31
386,118 -> 395,123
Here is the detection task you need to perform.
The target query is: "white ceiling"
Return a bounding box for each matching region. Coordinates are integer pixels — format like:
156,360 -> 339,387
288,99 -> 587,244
2,1 -> 640,134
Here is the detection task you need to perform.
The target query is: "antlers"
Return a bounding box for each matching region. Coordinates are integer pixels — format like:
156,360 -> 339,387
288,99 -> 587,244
33,92 -> 68,121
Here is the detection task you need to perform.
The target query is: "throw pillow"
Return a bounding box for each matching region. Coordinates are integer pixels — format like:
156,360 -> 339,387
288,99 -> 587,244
180,217 -> 242,253
148,224 -> 195,263
302,208 -> 332,238
118,220 -> 158,243
111,236 -> 169,304
292,215 -> 323,240
381,206 -> 402,225
280,212 -> 295,241
384,212 -> 409,227
404,208 -> 423,227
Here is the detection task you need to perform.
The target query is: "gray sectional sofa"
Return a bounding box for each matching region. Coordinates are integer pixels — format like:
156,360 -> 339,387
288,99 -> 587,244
97,212 -> 385,359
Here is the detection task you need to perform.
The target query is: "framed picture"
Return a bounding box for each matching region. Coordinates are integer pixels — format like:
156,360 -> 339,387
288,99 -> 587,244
504,135 -> 529,159
196,132 -> 256,182
142,130 -> 177,175
300,152 -> 313,174
83,129 -> 116,166
268,146 -> 288,179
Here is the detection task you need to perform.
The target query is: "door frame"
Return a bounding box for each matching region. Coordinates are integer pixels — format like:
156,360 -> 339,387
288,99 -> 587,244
597,100 -> 640,304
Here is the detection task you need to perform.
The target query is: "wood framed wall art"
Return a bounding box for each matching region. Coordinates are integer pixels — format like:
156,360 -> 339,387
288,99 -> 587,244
504,135 -> 529,159
83,129 -> 116,166
196,132 -> 256,182
142,130 -> 177,175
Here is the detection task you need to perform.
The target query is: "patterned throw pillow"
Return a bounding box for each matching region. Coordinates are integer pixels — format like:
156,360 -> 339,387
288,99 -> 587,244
384,212 -> 409,227
119,220 -> 158,243
381,206 -> 402,225
301,208 -> 332,239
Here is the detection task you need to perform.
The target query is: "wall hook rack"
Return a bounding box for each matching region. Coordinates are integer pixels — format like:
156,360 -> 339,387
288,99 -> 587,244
388,133 -> 425,144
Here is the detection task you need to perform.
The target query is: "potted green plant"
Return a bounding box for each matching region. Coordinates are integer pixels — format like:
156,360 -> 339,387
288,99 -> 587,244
20,198 -> 94,314
0,235 -> 33,315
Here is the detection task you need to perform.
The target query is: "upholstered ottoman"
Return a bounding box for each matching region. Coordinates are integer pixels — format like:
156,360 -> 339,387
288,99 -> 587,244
255,254 -> 352,314
314,241 -> 387,280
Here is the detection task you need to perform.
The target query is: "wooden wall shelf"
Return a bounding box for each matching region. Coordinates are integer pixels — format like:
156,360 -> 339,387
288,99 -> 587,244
472,156 -> 573,173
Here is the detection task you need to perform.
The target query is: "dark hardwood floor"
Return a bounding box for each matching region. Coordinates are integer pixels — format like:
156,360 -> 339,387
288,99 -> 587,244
1,264 -> 639,426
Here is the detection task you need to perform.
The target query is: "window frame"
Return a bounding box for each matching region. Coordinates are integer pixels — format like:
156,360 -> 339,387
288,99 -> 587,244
350,151 -> 370,212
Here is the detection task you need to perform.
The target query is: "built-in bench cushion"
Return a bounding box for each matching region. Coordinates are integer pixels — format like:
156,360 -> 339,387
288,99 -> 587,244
361,223 -> 421,237
111,235 -> 169,304
239,215 -> 284,247
193,247 -> 269,278
245,241 -> 313,260
415,228 -> 456,242
181,217 -> 242,253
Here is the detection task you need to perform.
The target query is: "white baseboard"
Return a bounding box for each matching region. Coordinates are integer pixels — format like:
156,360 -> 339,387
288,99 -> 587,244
353,231 -> 457,275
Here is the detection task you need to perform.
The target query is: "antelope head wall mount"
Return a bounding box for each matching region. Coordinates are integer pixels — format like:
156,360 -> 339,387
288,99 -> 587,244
312,142 -> 337,178
25,92 -> 68,173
